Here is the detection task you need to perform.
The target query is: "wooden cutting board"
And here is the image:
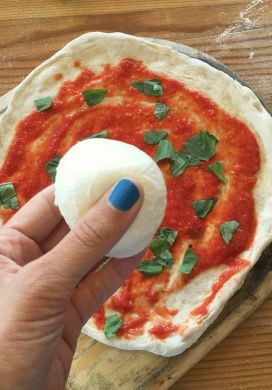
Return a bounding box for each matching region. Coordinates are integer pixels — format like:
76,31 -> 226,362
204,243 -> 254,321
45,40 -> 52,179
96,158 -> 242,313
1,33 -> 272,390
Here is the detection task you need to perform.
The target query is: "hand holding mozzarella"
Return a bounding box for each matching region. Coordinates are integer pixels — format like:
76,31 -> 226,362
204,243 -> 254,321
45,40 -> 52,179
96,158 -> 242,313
55,139 -> 167,258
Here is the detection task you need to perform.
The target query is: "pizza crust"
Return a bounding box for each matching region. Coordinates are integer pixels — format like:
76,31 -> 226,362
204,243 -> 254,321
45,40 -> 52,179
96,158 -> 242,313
1,32 -> 272,357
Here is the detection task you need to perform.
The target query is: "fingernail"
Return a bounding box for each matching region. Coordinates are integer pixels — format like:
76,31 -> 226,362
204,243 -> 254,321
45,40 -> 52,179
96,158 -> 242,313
108,179 -> 140,211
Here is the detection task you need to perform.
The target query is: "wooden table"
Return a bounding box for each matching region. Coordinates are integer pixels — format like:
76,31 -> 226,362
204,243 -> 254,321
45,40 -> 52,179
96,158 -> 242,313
1,1 -> 272,389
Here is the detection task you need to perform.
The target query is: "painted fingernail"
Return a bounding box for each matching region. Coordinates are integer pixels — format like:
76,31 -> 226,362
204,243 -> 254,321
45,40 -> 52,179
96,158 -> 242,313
108,179 -> 140,211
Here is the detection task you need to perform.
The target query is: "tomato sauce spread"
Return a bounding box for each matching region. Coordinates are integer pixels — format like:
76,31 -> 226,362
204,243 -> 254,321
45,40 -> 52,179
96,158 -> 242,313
0,58 -> 259,339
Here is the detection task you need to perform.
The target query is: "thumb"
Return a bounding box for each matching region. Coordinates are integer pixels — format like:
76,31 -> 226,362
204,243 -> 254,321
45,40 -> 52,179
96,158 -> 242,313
41,178 -> 144,291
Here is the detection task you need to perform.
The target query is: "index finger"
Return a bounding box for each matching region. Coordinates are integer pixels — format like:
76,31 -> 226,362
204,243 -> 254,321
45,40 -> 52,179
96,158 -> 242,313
6,185 -> 62,243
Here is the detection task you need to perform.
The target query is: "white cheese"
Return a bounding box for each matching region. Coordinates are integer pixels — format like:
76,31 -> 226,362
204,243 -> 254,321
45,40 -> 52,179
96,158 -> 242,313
55,138 -> 167,258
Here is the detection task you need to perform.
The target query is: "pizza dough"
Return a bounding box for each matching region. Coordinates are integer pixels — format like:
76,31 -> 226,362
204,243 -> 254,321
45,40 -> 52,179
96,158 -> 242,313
0,32 -> 272,357
55,138 -> 167,258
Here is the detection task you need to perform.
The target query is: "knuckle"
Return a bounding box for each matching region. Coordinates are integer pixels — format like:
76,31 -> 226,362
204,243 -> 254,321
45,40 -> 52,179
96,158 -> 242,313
74,214 -> 109,249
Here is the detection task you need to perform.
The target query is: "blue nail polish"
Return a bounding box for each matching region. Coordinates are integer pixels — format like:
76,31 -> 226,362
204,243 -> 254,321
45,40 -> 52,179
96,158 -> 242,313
108,179 -> 140,211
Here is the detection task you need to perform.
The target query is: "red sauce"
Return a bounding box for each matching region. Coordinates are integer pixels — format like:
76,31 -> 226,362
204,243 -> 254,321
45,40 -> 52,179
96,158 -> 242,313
191,258 -> 249,318
149,322 -> 178,339
74,59 -> 81,67
118,316 -> 147,336
92,306 -> 105,330
0,58 -> 260,339
54,73 -> 63,81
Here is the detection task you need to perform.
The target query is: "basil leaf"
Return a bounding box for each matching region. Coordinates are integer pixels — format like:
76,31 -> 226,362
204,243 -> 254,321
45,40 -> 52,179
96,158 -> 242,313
207,161 -> 228,184
149,239 -> 169,256
138,260 -> 163,276
154,102 -> 170,119
0,182 -> 19,210
192,198 -> 217,219
156,227 -> 178,246
104,314 -> 123,339
170,151 -> 190,177
219,220 -> 240,244
82,89 -> 107,106
156,249 -> 174,269
85,130 -> 108,140
184,131 -> 218,161
45,156 -> 61,182
144,130 -> 168,145
155,140 -> 176,162
34,97 -> 53,112
180,249 -> 199,274
95,257 -> 112,273
187,154 -> 201,167
131,79 -> 163,97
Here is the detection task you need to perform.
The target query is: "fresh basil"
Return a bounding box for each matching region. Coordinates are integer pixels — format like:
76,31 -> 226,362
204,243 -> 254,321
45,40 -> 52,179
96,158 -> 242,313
156,227 -> 178,246
154,102 -> 170,119
187,154 -> 201,167
184,131 -> 218,161
131,79 -> 163,97
138,260 -> 163,276
156,249 -> 174,269
150,227 -> 178,256
45,156 -> 61,182
207,161 -> 228,184
95,257 -> 112,273
104,314 -> 123,339
219,220 -> 240,244
149,239 -> 169,256
154,140 -> 176,162
85,130 -> 108,140
82,89 -> 107,106
0,182 -> 19,210
34,97 -> 53,112
192,198 -> 217,219
144,130 -> 168,145
180,249 -> 199,274
170,151 -> 190,177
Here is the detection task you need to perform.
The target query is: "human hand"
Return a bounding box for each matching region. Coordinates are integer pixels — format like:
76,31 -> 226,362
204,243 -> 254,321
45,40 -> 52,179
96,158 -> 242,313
0,179 -> 144,390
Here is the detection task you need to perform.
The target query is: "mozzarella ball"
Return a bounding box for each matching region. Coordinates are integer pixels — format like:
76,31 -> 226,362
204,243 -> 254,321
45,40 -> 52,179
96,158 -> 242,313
55,138 -> 167,258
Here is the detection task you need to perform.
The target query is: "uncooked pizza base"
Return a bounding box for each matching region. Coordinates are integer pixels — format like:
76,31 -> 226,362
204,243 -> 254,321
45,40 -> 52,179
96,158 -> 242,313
0,33 -> 272,357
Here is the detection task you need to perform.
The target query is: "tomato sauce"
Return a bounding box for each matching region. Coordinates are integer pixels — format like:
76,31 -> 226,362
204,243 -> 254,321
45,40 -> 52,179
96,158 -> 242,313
0,58 -> 260,339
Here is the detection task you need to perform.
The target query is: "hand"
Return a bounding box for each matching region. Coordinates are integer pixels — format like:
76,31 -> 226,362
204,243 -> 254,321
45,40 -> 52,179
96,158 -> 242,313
0,179 -> 144,390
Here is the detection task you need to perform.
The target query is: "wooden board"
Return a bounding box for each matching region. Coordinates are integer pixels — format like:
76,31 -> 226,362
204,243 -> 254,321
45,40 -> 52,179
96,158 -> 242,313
0,1 -> 271,389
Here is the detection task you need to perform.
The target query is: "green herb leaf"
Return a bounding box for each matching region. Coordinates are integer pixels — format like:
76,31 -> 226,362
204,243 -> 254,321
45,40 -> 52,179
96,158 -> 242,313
219,220 -> 240,244
131,79 -> 163,97
85,130 -> 108,140
34,97 -> 53,112
154,140 -> 176,162
138,260 -> 163,276
144,130 -> 168,145
82,89 -> 107,106
156,249 -> 174,269
0,182 -> 19,210
45,156 -> 61,182
192,198 -> 217,219
170,151 -> 190,177
104,314 -> 123,339
187,154 -> 201,167
149,239 -> 170,256
156,227 -> 178,246
184,131 -> 218,161
180,249 -> 199,274
154,102 -> 170,119
207,161 -> 228,184
95,257 -> 112,273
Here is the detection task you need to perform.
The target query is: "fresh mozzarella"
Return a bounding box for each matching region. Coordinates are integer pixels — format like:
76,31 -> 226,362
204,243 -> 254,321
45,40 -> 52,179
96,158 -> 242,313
55,138 -> 167,258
